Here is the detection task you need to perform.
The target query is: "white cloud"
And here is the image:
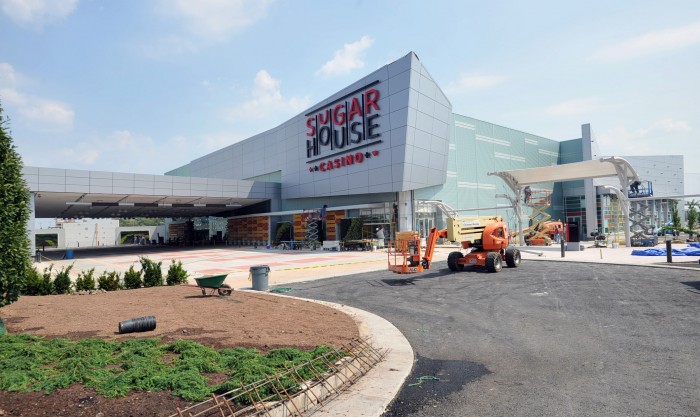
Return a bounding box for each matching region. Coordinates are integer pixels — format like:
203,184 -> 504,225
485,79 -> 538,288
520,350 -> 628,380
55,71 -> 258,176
645,118 -> 691,134
546,97 -> 607,116
1,0 -> 78,27
226,69 -> 309,121
19,97 -> 74,129
162,0 -> 271,40
59,130 -> 242,174
200,132 -> 245,150
0,62 -> 22,88
445,74 -> 506,94
0,62 -> 74,131
596,118 -> 693,157
316,36 -> 374,77
592,20 -> 700,61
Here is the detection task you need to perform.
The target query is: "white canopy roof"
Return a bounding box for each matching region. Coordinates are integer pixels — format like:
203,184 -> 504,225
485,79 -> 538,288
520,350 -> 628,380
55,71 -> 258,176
488,157 -> 640,191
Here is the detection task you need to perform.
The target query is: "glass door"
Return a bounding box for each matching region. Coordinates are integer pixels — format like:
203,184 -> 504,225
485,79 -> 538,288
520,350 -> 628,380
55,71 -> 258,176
417,217 -> 434,238
566,216 -> 581,241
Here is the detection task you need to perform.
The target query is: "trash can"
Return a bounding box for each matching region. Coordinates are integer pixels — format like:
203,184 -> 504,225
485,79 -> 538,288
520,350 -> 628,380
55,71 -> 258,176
250,265 -> 270,291
65,249 -> 74,260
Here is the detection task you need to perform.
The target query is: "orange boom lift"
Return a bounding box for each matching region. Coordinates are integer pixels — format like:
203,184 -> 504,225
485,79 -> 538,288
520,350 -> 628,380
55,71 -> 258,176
388,216 -> 521,274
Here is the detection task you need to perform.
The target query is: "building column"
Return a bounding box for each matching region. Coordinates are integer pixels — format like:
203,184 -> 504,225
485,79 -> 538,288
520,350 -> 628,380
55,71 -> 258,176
581,124 -> 598,239
397,191 -> 414,232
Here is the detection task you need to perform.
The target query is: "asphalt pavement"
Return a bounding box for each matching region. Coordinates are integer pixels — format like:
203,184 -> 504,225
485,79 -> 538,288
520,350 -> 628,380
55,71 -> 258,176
283,260 -> 700,417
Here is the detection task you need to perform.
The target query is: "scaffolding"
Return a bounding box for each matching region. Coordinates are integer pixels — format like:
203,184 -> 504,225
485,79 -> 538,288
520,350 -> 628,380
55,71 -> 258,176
519,189 -> 553,245
629,199 -> 659,247
610,195 -> 624,245
301,208 -> 324,248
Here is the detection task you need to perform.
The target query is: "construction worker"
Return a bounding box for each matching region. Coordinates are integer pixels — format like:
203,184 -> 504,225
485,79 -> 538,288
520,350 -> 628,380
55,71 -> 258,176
630,180 -> 641,194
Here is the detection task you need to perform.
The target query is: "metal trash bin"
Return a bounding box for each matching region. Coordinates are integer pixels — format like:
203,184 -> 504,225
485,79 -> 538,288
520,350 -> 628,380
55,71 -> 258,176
250,265 -> 270,291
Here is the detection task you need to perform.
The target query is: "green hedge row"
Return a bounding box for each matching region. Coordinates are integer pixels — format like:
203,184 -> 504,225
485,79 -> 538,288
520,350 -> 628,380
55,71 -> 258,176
22,257 -> 189,296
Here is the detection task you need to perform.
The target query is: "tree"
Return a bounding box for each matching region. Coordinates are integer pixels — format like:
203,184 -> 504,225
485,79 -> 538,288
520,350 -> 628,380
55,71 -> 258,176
0,103 -> 32,306
671,200 -> 682,231
686,199 -> 699,240
343,218 -> 364,242
119,218 -> 165,227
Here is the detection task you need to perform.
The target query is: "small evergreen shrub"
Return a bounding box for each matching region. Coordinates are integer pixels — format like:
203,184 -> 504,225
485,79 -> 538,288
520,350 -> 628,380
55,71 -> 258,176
53,264 -> 74,295
123,265 -> 143,289
274,222 -> 291,245
75,268 -> 97,292
23,265 -> 54,296
97,271 -> 122,291
140,257 -> 163,287
343,218 -> 364,242
22,266 -> 45,296
166,260 -> 189,286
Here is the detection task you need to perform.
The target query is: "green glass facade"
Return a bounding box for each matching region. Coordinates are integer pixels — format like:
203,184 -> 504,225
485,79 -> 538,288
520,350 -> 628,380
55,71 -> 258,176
415,113 -> 560,232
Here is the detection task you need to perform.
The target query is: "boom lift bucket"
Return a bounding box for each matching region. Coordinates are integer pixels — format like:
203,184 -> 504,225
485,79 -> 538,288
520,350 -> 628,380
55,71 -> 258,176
387,231 -> 424,274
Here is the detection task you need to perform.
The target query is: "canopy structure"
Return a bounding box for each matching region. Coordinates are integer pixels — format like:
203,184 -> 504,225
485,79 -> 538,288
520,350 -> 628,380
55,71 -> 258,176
488,157 -> 640,247
488,157 -> 639,190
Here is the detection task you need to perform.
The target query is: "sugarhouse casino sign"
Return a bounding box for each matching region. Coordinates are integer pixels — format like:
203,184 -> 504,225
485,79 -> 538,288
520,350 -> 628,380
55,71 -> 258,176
305,80 -> 383,173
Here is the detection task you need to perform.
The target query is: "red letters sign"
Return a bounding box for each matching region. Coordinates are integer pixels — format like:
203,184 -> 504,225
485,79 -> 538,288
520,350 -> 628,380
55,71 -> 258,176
305,81 -> 382,173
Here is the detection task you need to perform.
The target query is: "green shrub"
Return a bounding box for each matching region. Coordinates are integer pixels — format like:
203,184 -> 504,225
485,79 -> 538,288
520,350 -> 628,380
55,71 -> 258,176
166,260 -> 188,286
23,265 -> 54,296
97,271 -> 122,292
123,265 -> 143,289
343,217 -> 364,242
22,266 -> 43,296
274,222 -> 291,245
75,268 -> 97,292
0,334 -> 342,403
139,257 -> 163,288
0,105 -> 32,307
53,265 -> 74,295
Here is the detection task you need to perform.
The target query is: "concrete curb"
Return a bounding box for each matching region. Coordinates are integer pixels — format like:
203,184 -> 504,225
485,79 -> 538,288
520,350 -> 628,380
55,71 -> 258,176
248,290 -> 413,417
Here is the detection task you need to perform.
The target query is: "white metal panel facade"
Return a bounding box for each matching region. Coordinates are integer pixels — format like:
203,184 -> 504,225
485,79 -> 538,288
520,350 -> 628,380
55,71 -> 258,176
179,52 -> 452,200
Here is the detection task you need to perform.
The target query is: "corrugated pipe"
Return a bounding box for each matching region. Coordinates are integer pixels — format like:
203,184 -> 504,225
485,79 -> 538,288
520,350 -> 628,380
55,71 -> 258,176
118,315 -> 156,334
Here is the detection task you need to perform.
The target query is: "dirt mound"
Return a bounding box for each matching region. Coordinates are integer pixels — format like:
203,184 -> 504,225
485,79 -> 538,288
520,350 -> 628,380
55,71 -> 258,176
0,285 -> 359,416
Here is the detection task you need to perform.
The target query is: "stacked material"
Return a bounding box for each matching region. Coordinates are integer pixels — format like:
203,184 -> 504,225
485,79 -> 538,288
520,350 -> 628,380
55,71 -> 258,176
632,245 -> 700,256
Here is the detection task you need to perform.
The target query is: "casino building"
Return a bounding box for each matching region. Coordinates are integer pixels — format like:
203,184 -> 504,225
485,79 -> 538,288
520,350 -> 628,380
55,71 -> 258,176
27,52 -> 686,249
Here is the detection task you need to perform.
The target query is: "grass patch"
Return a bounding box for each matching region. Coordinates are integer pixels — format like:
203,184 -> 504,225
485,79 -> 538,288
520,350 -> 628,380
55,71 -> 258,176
0,334 -> 341,402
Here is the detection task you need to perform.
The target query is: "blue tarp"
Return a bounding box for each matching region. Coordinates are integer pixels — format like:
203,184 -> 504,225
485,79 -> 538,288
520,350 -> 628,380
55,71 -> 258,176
632,245 -> 700,256
689,242 -> 700,248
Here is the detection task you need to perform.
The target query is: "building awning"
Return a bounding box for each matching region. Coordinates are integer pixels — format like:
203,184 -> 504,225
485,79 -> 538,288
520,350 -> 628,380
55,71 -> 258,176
24,166 -> 280,219
488,157 -> 640,191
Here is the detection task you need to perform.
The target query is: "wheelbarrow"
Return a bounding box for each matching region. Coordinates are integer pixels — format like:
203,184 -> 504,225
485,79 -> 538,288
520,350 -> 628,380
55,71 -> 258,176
193,274 -> 233,296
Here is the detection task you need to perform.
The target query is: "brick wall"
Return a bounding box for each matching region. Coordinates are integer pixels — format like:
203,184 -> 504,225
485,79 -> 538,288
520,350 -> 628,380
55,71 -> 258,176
324,210 -> 345,240
227,216 -> 269,244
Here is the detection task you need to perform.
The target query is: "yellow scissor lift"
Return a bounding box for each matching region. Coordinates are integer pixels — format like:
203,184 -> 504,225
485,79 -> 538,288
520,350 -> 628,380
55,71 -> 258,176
513,189 -> 554,246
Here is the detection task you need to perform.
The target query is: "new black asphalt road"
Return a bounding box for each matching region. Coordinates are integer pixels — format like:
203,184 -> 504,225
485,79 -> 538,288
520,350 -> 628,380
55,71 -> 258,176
283,261 -> 700,417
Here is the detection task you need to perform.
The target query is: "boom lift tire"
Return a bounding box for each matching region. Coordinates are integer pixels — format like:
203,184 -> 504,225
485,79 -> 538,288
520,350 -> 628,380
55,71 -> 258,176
505,247 -> 521,268
485,252 -> 503,272
447,251 -> 464,271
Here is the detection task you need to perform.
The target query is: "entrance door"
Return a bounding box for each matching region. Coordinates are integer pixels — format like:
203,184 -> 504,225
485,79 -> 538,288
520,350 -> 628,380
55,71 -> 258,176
567,216 -> 581,242
417,217 -> 434,238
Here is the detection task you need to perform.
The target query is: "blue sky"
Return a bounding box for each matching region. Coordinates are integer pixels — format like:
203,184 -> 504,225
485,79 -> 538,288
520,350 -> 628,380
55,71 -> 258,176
1,0 -> 698,177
